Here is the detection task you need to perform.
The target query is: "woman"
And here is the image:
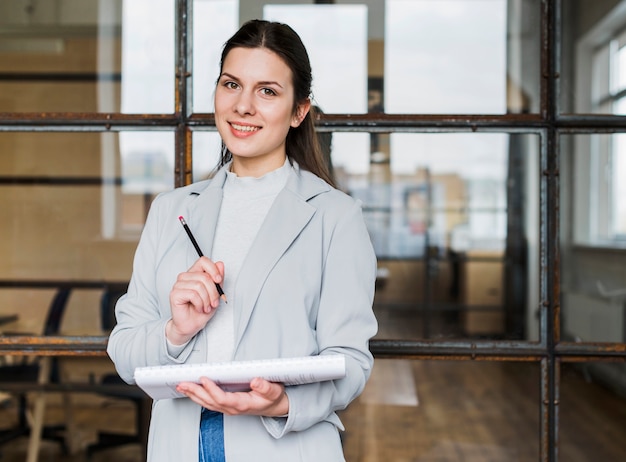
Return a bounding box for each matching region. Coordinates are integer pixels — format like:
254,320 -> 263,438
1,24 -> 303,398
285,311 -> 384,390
107,19 -> 377,462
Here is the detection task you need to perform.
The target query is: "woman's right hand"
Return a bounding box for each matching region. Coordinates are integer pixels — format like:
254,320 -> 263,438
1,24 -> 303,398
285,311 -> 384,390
166,256 -> 225,345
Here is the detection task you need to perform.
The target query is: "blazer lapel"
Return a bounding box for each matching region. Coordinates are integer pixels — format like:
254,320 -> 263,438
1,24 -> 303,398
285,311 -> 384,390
181,170 -> 227,265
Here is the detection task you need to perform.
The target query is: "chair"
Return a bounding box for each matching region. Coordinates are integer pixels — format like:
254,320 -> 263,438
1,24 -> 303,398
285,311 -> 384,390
0,287 -> 73,462
86,284 -> 150,461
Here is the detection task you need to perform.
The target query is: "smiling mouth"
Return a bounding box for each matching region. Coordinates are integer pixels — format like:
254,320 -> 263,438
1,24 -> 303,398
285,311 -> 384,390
230,123 -> 260,133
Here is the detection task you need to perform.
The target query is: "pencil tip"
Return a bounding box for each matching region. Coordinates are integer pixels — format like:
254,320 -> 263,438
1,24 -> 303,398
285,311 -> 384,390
222,295 -> 228,304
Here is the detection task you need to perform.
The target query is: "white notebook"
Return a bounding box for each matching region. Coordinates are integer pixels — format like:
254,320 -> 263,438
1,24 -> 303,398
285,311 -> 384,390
134,354 -> 346,400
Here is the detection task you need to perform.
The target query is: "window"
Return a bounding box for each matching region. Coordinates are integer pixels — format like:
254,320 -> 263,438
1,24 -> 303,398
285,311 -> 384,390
574,7 -> 626,244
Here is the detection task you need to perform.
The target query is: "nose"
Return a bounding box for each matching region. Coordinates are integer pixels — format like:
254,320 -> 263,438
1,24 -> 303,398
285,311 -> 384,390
234,89 -> 255,115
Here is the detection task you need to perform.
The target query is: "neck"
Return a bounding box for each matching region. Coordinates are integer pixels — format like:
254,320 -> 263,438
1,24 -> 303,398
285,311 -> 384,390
231,154 -> 287,178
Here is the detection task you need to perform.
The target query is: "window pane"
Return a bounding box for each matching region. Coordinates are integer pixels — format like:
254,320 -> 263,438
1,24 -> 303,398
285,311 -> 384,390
117,131 -> 175,234
349,133 -> 510,259
613,41 -> 626,95
120,0 -> 175,113
192,130 -> 223,182
0,130 -> 175,331
562,1 -> 626,115
613,133 -> 626,238
335,133 -> 540,341
0,126 -> 135,336
566,134 -> 626,245
329,133 -> 371,178
340,360 -> 540,461
386,0 -> 507,114
119,131 -> 175,195
0,131 -> 172,251
562,133 -> 626,344
0,0 -> 175,114
192,0 -> 239,113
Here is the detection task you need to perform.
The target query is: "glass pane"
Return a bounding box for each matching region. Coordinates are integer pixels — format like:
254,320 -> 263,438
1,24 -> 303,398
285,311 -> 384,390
561,135 -> 626,344
385,0 -> 508,114
613,41 -> 626,96
0,131 -> 173,273
0,0 -> 175,113
119,132 -> 175,194
340,359 -> 540,461
613,133 -> 626,237
561,0 -> 626,114
192,130 -> 224,181
564,134 -> 626,246
347,133 -> 510,256
560,362 -> 626,461
330,132 -> 539,341
119,0 -> 175,113
0,130 -> 175,335
192,0 -> 239,113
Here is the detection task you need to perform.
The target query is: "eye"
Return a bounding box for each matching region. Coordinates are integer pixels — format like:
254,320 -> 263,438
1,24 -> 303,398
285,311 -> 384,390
260,87 -> 277,96
223,81 -> 239,90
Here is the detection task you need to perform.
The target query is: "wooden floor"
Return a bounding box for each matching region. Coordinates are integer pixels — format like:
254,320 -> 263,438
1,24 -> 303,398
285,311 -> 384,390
1,309 -> 626,461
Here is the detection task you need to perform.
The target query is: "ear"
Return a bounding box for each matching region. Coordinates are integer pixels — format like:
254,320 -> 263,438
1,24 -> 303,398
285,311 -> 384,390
291,98 -> 311,128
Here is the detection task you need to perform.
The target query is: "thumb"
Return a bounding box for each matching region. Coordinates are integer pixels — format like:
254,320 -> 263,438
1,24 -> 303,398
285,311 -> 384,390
250,377 -> 272,395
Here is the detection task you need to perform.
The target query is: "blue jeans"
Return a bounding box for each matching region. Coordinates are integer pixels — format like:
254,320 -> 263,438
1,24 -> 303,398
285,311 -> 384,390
199,409 -> 225,462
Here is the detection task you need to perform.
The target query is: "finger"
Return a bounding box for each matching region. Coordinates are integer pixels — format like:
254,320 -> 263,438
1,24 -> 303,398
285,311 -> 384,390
173,272 -> 220,312
171,284 -> 211,314
194,257 -> 224,285
177,381 -> 215,408
188,258 -> 226,308
199,376 -> 230,399
249,377 -> 273,396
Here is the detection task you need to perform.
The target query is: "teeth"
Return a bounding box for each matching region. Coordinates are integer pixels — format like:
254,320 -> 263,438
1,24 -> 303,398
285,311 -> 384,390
231,123 -> 259,132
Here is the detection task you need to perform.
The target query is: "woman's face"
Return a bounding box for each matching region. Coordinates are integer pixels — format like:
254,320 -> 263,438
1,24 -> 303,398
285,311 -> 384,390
214,46 -> 309,177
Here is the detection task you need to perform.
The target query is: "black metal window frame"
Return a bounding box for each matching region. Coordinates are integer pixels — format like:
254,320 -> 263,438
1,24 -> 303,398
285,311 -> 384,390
1,1 -> 626,461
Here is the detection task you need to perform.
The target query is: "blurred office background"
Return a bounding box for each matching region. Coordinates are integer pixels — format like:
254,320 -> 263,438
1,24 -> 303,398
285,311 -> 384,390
1,1 -> 625,461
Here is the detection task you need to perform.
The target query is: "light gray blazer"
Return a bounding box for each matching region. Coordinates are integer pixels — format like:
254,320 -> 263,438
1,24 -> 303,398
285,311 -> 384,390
107,162 -> 378,462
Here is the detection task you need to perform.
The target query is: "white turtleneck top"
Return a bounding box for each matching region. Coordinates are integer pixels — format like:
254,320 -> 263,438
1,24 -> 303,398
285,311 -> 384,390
204,160 -> 291,362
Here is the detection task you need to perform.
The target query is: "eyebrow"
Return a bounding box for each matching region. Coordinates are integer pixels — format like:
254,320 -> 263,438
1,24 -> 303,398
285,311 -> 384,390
220,72 -> 284,89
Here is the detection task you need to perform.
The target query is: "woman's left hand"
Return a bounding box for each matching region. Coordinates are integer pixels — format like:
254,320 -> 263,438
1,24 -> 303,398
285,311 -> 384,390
176,377 -> 290,417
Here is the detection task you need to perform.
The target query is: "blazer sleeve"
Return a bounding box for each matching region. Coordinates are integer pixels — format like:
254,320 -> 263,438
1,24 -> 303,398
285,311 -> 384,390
262,198 -> 378,436
107,193 -> 200,384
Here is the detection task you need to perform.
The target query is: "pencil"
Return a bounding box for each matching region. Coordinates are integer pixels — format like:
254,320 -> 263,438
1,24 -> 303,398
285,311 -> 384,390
178,216 -> 228,303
